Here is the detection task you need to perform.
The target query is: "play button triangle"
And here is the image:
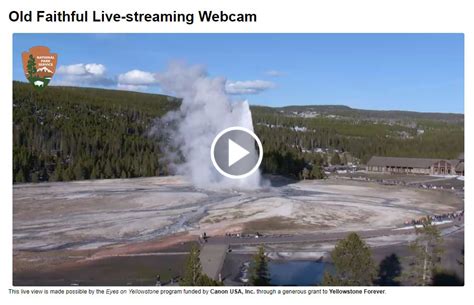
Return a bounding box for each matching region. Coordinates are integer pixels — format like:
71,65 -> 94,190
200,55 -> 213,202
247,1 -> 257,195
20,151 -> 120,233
228,139 -> 250,167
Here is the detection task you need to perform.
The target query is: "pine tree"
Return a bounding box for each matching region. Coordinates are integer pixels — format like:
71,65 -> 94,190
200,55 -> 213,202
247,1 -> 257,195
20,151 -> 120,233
63,167 -> 73,181
180,245 -> 221,286
403,221 -> 444,285
331,152 -> 341,165
104,160 -> 114,178
180,245 -> 203,286
31,172 -> 39,183
90,167 -> 98,180
311,164 -> 325,179
53,163 -> 63,182
322,232 -> 376,286
74,161 -> 85,180
15,169 -> 25,183
250,245 -> 271,286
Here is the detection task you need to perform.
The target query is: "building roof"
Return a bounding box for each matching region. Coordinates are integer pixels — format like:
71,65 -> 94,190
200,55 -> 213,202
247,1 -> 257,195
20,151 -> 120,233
367,156 -> 458,168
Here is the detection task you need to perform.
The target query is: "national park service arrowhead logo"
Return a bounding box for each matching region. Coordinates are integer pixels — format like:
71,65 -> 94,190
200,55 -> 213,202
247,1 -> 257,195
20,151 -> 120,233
22,46 -> 58,91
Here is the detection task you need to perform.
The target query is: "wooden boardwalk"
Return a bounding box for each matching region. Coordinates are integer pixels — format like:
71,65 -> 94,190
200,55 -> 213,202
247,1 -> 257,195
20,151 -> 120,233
199,244 -> 228,280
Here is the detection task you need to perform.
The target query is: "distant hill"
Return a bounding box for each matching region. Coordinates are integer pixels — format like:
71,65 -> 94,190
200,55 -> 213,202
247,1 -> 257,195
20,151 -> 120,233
254,104 -> 463,124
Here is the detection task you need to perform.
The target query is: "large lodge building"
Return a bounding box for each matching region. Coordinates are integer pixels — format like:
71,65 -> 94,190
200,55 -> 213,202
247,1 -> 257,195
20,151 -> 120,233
367,153 -> 464,176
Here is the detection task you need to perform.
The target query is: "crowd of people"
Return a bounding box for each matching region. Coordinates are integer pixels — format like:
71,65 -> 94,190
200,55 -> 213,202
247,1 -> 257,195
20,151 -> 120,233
224,232 -> 264,238
334,174 -> 464,191
404,210 -> 464,226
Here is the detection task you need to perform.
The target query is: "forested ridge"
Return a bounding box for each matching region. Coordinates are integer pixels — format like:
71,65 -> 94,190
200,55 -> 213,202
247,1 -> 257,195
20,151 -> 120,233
13,82 -> 178,183
13,81 -> 464,183
273,105 -> 463,123
253,106 -> 463,167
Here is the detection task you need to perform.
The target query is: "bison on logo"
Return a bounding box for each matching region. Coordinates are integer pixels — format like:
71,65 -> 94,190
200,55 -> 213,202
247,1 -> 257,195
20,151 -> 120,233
22,46 -> 58,91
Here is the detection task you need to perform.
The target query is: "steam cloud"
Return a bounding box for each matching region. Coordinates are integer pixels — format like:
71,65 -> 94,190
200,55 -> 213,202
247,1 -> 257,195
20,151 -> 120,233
150,62 -> 262,189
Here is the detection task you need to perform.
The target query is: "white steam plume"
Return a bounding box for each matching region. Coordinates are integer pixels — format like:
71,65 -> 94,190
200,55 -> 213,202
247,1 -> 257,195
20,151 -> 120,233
150,62 -> 262,189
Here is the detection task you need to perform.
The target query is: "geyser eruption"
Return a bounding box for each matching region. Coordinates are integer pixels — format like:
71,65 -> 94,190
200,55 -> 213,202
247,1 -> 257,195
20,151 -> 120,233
151,62 -> 262,189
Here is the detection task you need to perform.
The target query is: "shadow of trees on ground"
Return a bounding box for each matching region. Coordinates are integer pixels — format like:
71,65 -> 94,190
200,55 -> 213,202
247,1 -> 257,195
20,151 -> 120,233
432,270 -> 464,286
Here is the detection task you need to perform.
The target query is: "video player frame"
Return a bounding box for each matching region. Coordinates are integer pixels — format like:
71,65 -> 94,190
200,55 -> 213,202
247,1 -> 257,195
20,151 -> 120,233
12,33 -> 464,286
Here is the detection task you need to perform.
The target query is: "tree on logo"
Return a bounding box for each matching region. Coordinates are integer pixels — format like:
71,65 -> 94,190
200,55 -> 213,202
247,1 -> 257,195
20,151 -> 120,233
27,54 -> 37,80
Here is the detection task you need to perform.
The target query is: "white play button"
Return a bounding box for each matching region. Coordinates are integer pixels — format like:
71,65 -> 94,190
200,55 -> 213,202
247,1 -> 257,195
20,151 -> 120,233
228,139 -> 250,167
210,126 -> 263,179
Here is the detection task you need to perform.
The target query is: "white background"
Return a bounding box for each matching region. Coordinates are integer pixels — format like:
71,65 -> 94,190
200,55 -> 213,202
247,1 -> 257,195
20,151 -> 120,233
0,0 -> 471,304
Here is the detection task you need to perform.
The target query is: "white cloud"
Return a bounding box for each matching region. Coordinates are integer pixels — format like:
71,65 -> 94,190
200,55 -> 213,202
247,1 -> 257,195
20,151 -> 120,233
53,63 -> 276,95
55,63 -> 113,86
265,70 -> 284,77
56,64 -> 85,75
57,63 -> 106,76
85,63 -> 106,76
225,80 -> 275,95
118,69 -> 157,86
55,66 -> 159,91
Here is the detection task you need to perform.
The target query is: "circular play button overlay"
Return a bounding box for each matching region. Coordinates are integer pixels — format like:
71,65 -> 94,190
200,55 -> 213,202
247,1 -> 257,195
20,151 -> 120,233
210,126 -> 263,179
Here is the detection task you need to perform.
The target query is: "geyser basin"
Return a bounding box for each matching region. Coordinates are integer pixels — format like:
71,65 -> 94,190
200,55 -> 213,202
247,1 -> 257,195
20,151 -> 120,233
13,176 -> 462,253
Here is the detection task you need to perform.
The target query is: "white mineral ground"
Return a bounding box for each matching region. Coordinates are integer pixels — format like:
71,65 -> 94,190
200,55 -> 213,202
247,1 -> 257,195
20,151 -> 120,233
13,176 -> 462,270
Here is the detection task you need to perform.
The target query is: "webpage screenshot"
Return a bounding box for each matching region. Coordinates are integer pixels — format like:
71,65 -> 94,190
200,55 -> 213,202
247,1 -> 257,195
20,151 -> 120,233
2,1 -> 471,305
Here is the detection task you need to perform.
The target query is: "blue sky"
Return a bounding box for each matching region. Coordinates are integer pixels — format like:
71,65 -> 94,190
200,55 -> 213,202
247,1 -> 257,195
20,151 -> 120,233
13,34 -> 464,113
